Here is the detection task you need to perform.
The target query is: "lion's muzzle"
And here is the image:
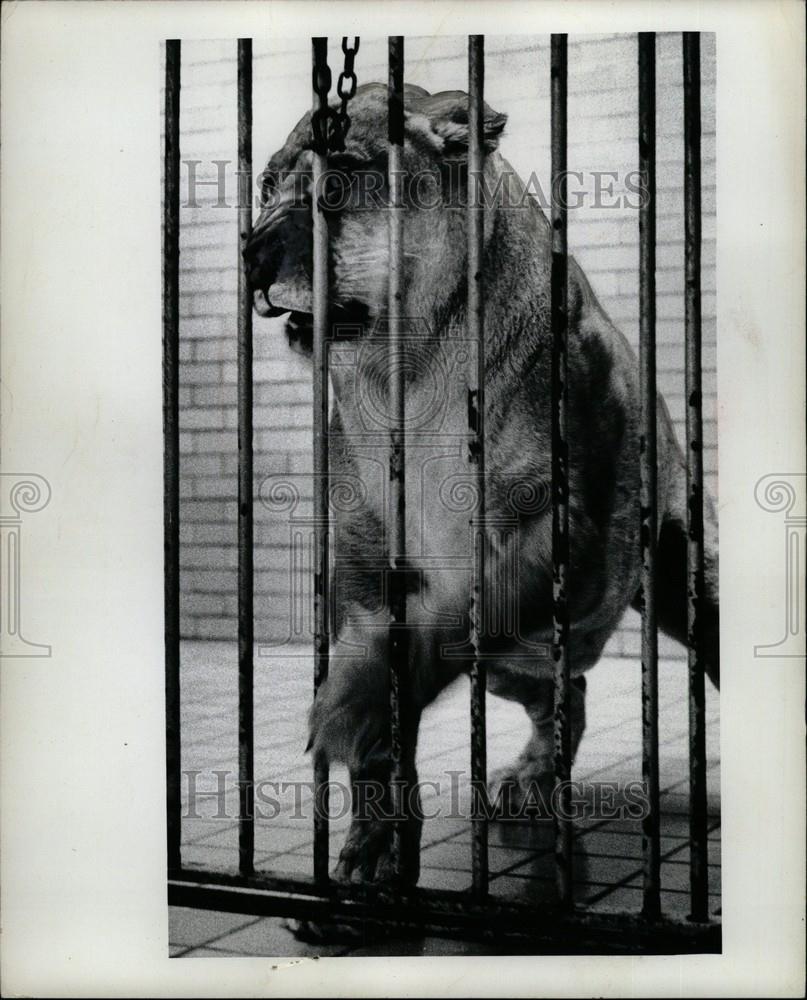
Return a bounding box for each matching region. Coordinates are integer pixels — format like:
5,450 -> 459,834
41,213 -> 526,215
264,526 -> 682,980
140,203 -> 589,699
243,181 -> 314,317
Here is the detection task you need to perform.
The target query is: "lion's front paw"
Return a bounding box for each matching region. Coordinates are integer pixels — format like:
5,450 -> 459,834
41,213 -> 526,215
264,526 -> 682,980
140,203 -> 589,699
488,759 -> 554,818
333,818 -> 420,886
333,820 -> 391,884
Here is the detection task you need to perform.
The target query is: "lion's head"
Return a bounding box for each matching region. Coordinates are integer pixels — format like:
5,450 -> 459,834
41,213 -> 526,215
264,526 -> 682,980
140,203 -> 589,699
244,83 -> 507,351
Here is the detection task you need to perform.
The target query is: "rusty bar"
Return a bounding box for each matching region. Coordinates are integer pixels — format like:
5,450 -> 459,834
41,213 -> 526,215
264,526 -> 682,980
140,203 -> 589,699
169,868 -> 721,951
550,32 -> 572,910
163,38 -> 182,876
311,36 -> 331,886
683,30 -> 708,923
467,33 -> 489,899
237,38 -> 255,877
387,35 -> 410,884
638,31 -> 661,919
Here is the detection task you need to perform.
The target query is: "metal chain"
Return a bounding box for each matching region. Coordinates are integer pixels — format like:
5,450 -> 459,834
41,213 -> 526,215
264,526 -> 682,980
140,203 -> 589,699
335,37 -> 360,148
311,36 -> 360,154
311,43 -> 333,154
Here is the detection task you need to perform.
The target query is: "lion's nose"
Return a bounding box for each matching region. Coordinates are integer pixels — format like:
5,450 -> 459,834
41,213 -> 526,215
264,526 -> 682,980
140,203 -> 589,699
243,186 -> 310,282
242,228 -> 280,289
249,183 -> 310,239
249,202 -> 286,245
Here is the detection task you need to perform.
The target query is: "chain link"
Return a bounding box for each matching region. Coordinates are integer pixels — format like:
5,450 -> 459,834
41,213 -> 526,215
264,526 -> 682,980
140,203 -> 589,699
311,36 -> 360,154
335,36 -> 360,147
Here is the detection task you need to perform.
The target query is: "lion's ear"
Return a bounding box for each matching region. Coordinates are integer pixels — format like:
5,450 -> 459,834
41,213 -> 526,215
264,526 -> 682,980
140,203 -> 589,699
407,91 -> 507,159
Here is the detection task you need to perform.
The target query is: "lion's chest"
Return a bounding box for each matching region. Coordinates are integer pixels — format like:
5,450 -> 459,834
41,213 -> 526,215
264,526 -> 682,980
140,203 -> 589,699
334,356 -> 550,620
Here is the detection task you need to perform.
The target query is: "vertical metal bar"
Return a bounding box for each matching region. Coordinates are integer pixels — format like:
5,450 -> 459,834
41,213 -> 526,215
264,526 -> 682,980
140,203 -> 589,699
550,32 -> 573,910
387,35 -> 409,884
163,38 -> 182,876
467,33 -> 489,899
683,30 -> 709,922
237,37 -> 255,877
638,31 -> 661,919
311,37 -> 331,887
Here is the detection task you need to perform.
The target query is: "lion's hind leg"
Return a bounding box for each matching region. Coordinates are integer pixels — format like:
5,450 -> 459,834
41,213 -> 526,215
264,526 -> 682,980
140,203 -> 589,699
636,512 -> 720,689
487,669 -> 587,813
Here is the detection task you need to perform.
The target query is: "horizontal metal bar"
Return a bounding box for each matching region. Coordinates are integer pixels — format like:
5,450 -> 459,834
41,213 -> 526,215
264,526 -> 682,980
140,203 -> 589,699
169,870 -> 721,953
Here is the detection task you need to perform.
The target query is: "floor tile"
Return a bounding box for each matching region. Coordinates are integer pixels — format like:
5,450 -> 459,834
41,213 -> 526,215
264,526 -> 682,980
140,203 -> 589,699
211,916 -> 349,957
169,907 -> 259,948
175,641 -> 721,955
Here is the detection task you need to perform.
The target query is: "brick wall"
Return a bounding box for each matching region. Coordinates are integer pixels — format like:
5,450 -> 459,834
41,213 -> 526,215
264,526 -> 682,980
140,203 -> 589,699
170,33 -> 717,655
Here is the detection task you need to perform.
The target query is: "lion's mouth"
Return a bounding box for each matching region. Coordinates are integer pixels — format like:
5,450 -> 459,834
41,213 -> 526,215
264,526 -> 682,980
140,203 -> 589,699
253,288 -> 289,318
254,289 -> 367,328
285,311 -> 314,353
253,298 -> 369,355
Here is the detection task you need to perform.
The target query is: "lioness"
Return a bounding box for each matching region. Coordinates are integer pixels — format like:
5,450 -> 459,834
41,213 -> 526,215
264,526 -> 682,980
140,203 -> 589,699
244,84 -> 719,885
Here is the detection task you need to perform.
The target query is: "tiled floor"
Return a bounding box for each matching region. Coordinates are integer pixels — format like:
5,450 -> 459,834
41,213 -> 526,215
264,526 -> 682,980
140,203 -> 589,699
171,640 -> 721,956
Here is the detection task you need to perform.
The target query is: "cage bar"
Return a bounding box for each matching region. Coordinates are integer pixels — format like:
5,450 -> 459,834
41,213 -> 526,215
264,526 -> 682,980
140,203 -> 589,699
236,38 -> 255,877
467,33 -> 490,899
387,34 -> 410,884
170,868 -> 720,951
638,31 -> 661,919
683,30 -> 709,923
550,32 -> 573,910
170,865 -> 720,950
162,38 -> 182,876
311,36 -> 332,886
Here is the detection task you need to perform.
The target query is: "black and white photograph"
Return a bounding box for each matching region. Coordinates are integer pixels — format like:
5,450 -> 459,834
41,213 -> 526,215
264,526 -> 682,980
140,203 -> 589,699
1,1 -> 804,995
164,31 -> 721,957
